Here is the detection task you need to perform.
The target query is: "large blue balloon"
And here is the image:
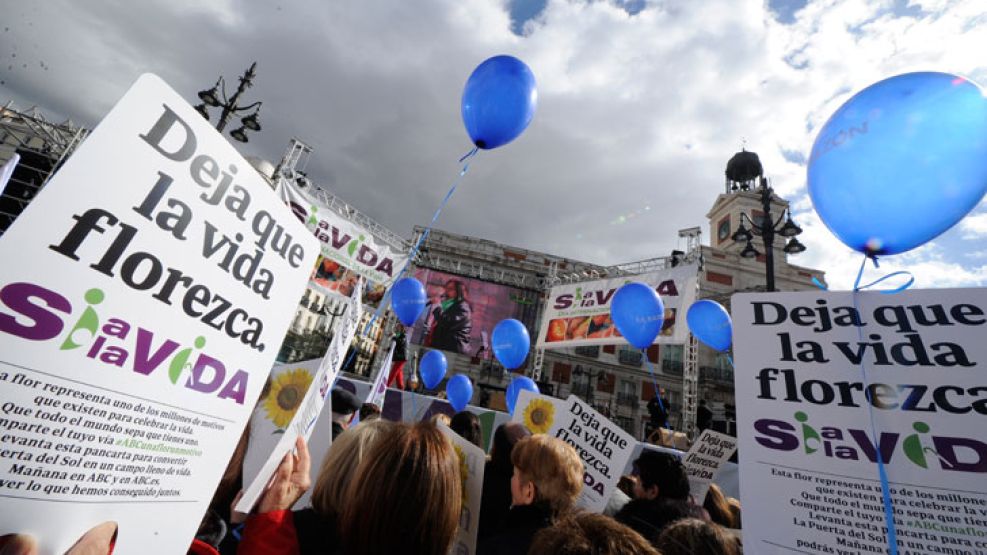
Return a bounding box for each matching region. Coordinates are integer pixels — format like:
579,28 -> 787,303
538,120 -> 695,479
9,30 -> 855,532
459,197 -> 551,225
446,374 -> 473,412
610,282 -> 665,350
391,277 -> 427,327
461,55 -> 537,150
506,376 -> 539,415
492,319 -> 530,370
808,72 -> 987,256
420,350 -> 447,390
686,300 -> 732,352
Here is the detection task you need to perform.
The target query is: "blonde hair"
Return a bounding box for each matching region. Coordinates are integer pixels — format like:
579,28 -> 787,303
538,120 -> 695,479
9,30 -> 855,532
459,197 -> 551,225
511,434 -> 584,515
430,413 -> 451,427
311,419 -> 394,518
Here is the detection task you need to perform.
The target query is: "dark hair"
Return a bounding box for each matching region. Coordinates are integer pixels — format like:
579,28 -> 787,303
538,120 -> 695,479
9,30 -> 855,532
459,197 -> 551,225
340,422 -> 461,555
444,279 -> 470,305
359,402 -> 382,421
656,518 -> 739,555
449,411 -> 483,449
703,484 -> 736,529
615,498 -> 703,544
529,512 -> 660,555
634,451 -> 689,500
490,422 -> 529,470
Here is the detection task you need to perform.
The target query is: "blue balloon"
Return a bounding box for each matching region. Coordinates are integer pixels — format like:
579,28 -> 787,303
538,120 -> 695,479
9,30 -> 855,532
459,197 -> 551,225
391,277 -> 427,327
419,350 -> 447,390
492,319 -> 530,370
808,72 -> 987,256
506,376 -> 539,415
461,55 -> 537,150
610,282 -> 665,350
686,300 -> 732,352
446,374 -> 473,412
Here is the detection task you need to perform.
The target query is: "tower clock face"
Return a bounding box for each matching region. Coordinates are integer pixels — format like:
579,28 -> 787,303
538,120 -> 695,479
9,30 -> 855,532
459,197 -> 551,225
717,219 -> 731,242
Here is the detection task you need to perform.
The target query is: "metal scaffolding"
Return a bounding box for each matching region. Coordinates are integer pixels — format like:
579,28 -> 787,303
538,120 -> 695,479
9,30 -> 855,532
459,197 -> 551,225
0,103 -> 89,235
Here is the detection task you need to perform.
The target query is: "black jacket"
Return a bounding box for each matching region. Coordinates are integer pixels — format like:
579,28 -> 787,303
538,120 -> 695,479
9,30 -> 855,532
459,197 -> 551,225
477,502 -> 553,555
477,460 -> 513,542
615,498 -> 697,546
392,330 -> 408,362
429,301 -> 472,354
293,508 -> 342,555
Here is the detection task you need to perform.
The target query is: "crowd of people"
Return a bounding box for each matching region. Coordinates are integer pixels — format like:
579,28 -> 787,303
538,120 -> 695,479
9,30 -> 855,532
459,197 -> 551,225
0,387 -> 742,554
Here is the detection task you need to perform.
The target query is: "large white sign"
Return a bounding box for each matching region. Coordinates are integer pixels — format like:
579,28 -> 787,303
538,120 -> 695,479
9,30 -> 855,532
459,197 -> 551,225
536,265 -> 698,348
439,422 -> 485,555
733,289 -> 987,555
513,391 -> 636,512
237,280 -> 362,513
0,74 -> 318,554
280,179 -> 408,289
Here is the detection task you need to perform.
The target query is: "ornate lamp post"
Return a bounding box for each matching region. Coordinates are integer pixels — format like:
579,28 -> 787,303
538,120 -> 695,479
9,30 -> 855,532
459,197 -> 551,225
730,176 -> 807,291
194,62 -> 263,143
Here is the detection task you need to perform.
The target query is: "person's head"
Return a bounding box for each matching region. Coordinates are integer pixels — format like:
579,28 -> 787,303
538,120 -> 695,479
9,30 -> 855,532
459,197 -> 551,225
699,400 -> 706,406
617,475 -> 637,499
430,413 -> 451,427
490,422 -> 530,469
358,402 -> 381,422
340,421 -> 462,555
703,484 -> 736,529
632,451 -> 689,501
510,435 -> 584,516
311,419 -> 393,518
655,518 -> 739,555
443,279 -> 468,303
529,512 -> 660,555
331,388 -> 361,428
449,411 -> 483,449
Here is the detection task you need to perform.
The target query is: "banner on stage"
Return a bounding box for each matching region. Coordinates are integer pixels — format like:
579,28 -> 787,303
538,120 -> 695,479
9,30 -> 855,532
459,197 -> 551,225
512,390 -> 636,512
237,280 -> 362,513
439,422 -> 485,555
681,429 -> 737,503
536,265 -> 698,348
280,179 -> 406,303
0,74 -> 318,554
733,289 -> 987,554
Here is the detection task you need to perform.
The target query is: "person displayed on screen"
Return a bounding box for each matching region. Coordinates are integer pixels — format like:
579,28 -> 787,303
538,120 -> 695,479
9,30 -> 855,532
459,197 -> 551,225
424,279 -> 472,354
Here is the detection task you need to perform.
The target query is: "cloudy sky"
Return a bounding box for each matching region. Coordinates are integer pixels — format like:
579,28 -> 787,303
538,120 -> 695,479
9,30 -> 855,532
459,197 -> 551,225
1,0 -> 985,290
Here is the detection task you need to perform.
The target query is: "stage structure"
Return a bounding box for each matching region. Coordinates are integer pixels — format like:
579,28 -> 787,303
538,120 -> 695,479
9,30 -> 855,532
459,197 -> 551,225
0,102 -> 89,235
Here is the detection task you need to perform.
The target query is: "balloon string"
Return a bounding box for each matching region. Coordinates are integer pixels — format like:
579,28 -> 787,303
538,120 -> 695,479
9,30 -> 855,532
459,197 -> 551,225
358,146 -> 480,339
642,350 -> 665,415
851,254 -> 900,555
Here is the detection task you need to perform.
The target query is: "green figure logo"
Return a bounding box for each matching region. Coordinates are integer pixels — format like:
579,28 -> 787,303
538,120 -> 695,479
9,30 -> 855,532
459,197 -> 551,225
60,288 -> 104,350
348,234 -> 365,257
307,204 -> 318,226
795,411 -> 821,454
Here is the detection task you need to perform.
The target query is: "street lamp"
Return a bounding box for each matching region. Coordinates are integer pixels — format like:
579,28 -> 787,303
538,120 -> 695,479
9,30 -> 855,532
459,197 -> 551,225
730,176 -> 807,291
193,62 -> 263,143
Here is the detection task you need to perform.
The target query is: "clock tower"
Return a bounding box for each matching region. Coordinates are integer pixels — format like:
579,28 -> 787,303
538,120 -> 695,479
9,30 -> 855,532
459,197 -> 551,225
703,148 -> 822,294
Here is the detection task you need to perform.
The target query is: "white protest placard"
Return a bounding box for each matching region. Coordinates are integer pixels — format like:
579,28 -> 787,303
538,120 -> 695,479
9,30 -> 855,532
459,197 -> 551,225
681,429 -> 737,503
365,342 -> 395,409
0,74 -> 318,554
438,422 -> 485,555
237,280 -> 362,513
513,390 -> 636,512
733,289 -> 987,555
